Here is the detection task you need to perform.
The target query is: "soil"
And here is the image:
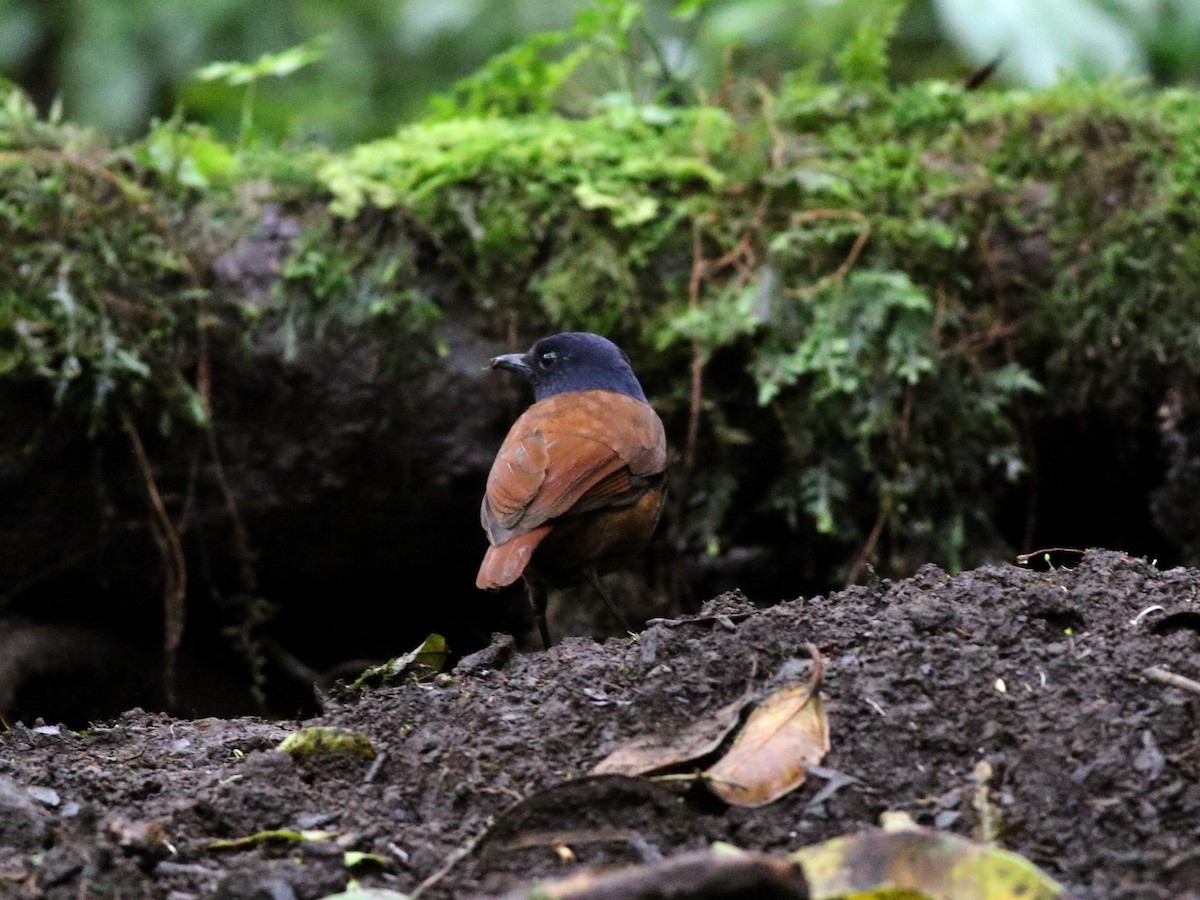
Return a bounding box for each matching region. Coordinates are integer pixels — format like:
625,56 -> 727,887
2,548 -> 1199,899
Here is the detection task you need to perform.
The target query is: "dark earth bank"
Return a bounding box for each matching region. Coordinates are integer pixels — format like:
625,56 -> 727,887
1,549 -> 1198,899
3,310 -> 1196,732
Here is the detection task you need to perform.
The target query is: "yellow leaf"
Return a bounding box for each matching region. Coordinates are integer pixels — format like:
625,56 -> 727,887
790,827 -> 1064,899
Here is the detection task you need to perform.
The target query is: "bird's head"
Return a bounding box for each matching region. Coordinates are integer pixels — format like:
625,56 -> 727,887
488,332 -> 648,403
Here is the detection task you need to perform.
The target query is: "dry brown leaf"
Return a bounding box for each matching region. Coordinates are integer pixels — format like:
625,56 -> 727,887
590,693 -> 753,776
705,646 -> 829,807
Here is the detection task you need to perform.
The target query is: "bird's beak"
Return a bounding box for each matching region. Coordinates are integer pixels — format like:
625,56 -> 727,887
488,353 -> 532,375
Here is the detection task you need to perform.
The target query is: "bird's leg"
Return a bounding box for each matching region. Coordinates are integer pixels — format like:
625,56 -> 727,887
586,568 -> 633,634
524,577 -> 552,649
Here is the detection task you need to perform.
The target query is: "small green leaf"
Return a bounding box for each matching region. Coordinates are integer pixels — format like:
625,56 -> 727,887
574,182 -> 659,226
193,37 -> 329,87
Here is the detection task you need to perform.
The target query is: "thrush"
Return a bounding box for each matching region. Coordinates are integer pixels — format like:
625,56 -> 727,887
476,332 -> 668,647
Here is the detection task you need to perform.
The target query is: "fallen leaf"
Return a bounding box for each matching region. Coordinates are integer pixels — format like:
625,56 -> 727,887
791,825 -> 1063,899
705,647 -> 829,807
591,693 -> 753,776
350,634 -> 449,689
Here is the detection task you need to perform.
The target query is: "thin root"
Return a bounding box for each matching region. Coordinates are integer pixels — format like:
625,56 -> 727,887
411,816 -> 494,899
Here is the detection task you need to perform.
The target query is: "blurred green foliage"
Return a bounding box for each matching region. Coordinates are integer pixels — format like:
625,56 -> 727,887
7,0 -> 1200,146
0,0 -> 592,142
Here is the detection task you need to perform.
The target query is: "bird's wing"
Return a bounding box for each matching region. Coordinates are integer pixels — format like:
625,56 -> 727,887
482,427 -> 551,531
480,391 -> 666,546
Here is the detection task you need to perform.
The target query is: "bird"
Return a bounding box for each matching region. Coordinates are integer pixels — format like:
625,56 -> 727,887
476,332 -> 668,648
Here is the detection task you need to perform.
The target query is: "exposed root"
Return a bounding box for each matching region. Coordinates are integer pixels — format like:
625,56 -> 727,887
120,408 -> 186,708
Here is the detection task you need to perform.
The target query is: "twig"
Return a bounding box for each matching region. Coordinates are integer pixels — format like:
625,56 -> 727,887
261,639 -> 320,685
43,150 -> 153,208
646,772 -> 708,785
971,759 -> 999,843
804,642 -> 825,692
643,612 -> 755,629
363,751 -> 387,785
648,771 -> 747,791
804,765 -> 861,809
679,208 -> 766,479
844,496 -> 891,587
754,82 -> 786,171
846,364 -> 917,589
785,209 -> 872,298
40,150 -> 246,711
411,817 -> 494,899
121,408 -> 186,708
637,21 -> 689,103
1143,666 -> 1200,697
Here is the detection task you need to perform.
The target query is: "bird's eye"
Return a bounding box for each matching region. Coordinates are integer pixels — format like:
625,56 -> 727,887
539,351 -> 558,369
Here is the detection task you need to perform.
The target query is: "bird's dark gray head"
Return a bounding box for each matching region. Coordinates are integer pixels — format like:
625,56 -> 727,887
489,332 -> 648,402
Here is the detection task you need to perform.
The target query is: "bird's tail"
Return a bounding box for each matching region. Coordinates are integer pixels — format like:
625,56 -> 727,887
475,526 -> 551,590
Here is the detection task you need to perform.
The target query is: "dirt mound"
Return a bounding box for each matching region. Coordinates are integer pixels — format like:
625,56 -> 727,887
1,549 -> 1198,898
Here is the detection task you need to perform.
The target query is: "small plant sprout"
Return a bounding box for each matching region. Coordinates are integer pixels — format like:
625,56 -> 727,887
193,37 -> 329,146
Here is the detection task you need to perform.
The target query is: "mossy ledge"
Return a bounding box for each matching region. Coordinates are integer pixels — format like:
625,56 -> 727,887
2,78 -> 1197,717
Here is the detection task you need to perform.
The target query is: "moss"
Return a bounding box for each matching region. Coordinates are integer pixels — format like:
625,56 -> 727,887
703,78 -> 1200,574
6,70 -> 1200,592
0,92 -> 206,440
320,107 -> 730,333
